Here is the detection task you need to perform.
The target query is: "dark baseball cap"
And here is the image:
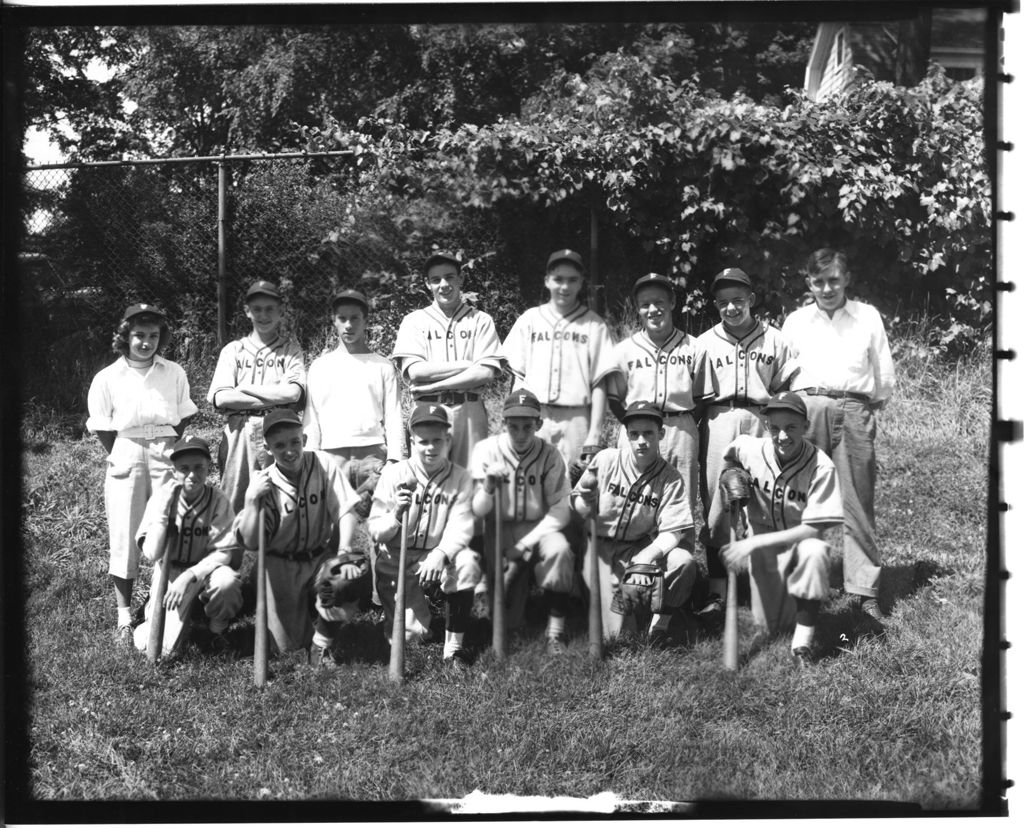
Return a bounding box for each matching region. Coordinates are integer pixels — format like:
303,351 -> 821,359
245,280 -> 282,301
423,251 -> 462,274
409,403 -> 451,429
546,249 -> 585,272
170,434 -> 212,461
761,391 -> 807,419
631,273 -> 675,299
122,303 -> 166,322
331,289 -> 369,314
621,400 -> 664,425
262,408 -> 303,436
710,267 -> 753,292
503,390 -> 542,418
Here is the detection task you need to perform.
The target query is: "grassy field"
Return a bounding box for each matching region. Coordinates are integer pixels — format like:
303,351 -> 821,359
9,336 -> 993,814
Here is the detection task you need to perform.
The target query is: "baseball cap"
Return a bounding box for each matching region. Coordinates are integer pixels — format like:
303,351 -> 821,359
262,408 -> 303,436
546,249 -> 585,272
503,390 -> 542,418
631,272 -> 675,299
710,267 -> 753,292
761,391 -> 807,419
122,302 -> 166,322
245,280 -> 282,301
331,289 -> 369,314
170,434 -> 212,461
423,251 -> 462,274
621,400 -> 664,426
409,403 -> 451,429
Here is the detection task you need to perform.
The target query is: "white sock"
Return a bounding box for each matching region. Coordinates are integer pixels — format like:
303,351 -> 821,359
312,631 -> 333,650
791,623 -> 815,651
117,607 -> 132,627
649,613 -> 671,633
709,578 -> 727,598
546,615 -> 566,639
443,630 -> 464,658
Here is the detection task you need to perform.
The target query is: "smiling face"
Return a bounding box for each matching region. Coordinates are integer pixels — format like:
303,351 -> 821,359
805,263 -> 850,315
625,416 -> 664,467
425,263 -> 463,312
544,263 -> 585,312
410,423 -> 451,472
713,285 -> 754,331
332,302 -> 367,348
765,409 -> 809,463
128,322 -> 162,361
634,285 -> 675,341
263,424 -> 306,475
173,452 -> 210,500
245,296 -> 284,339
504,416 -> 542,452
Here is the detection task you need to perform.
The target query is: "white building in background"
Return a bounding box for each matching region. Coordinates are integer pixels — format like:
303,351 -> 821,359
804,8 -> 985,102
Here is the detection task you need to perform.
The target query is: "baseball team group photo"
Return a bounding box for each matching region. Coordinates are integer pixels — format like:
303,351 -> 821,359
10,7 -> 999,815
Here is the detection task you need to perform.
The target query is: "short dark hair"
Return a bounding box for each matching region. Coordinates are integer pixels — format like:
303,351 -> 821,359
805,248 -> 850,279
113,312 -> 171,356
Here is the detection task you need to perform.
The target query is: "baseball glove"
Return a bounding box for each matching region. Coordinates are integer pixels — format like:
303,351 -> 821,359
613,561 -> 666,616
719,467 -> 753,505
314,553 -> 367,608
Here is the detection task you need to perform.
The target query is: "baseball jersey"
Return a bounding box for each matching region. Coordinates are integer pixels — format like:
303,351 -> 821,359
233,451 -> 360,556
391,301 -> 503,385
368,458 -> 474,560
502,304 -> 617,406
574,448 -> 692,543
136,483 -> 237,579
697,320 -> 796,406
207,333 -> 306,409
723,435 -> 843,532
609,329 -> 713,412
470,433 -> 570,525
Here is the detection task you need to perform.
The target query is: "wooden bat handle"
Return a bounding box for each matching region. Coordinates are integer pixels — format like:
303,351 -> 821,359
588,515 -> 603,660
723,501 -> 740,671
146,485 -> 180,663
388,511 -> 410,683
492,482 -> 506,660
254,503 -> 268,686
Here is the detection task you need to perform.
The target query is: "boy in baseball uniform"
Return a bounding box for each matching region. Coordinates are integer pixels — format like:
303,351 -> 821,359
391,252 -> 503,468
470,391 -> 574,655
501,249 -> 618,468
696,267 -> 796,616
87,303 -> 198,644
706,392 -> 844,666
781,249 -> 895,632
571,401 -> 698,645
234,409 -> 367,668
368,404 -> 481,666
208,280 -> 306,514
609,272 -> 712,528
133,436 -> 243,658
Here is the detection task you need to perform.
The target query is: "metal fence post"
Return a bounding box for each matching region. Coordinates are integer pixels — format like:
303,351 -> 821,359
217,159 -> 229,346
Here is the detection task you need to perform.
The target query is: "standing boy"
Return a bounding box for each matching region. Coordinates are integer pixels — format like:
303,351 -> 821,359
233,409 -> 366,667
781,250 -> 895,630
706,392 -> 844,666
208,280 -> 306,513
501,249 -> 618,469
609,272 -> 712,527
133,436 -> 243,657
571,401 -> 698,644
368,404 -> 480,666
391,252 -> 503,468
696,267 -> 796,614
470,391 -> 575,654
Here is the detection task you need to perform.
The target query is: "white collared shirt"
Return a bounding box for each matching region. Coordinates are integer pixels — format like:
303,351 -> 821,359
86,355 -> 199,433
781,299 -> 895,403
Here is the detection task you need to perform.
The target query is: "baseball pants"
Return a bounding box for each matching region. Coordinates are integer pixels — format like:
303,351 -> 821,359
618,411 -> 700,526
217,413 -> 272,515
132,561 -> 243,656
539,404 -> 590,466
801,394 -> 881,598
436,399 -> 488,469
105,435 -> 175,580
484,521 -> 575,629
583,537 -> 697,639
746,535 -> 831,634
375,545 -> 482,643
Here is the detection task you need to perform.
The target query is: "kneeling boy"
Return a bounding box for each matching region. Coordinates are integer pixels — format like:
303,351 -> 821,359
368,404 -> 481,665
470,391 -> 574,655
234,409 -> 365,667
571,401 -> 698,644
134,436 -> 242,657
706,391 -> 843,666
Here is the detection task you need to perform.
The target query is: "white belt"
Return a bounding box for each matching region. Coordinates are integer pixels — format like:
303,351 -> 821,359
119,425 -> 176,439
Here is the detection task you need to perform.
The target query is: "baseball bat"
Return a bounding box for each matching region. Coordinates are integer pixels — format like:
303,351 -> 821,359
588,513 -> 603,661
492,481 -> 506,660
146,485 -> 181,663
723,501 -> 739,671
389,476 -> 416,683
254,502 -> 268,686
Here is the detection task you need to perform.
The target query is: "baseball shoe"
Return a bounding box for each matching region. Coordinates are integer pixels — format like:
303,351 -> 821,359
113,624 -> 134,648
859,598 -> 887,638
210,632 -> 234,656
308,643 -> 337,669
648,628 -> 674,650
546,634 -> 568,656
696,593 -> 725,629
443,648 -> 472,670
791,646 -> 814,670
